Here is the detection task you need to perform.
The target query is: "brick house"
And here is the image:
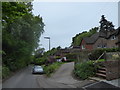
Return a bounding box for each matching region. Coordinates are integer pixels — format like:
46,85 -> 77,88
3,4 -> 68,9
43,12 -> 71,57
116,27 -> 120,47
80,28 -> 120,50
80,15 -> 120,50
80,32 -> 99,50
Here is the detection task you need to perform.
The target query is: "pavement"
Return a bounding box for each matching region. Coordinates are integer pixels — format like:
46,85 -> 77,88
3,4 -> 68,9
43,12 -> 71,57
105,78 -> 120,87
89,77 -> 120,88
83,81 -> 120,90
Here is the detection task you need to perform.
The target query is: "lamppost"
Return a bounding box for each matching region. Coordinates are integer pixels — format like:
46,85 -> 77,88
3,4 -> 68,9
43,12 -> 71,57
44,37 -> 50,51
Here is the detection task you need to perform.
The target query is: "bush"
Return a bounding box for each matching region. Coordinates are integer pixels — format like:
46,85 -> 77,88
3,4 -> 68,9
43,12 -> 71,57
74,61 -> 97,80
88,48 -> 120,60
2,66 -> 10,79
43,62 -> 63,76
34,56 -> 47,65
55,56 -> 61,59
65,53 -> 76,59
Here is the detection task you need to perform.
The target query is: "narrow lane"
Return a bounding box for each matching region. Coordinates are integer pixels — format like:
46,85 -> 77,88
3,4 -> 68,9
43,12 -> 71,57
38,62 -> 82,88
2,62 -> 95,88
2,66 -> 40,88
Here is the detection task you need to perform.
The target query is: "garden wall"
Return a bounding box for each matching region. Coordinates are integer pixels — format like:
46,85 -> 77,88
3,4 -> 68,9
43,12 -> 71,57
104,52 -> 120,80
103,60 -> 120,80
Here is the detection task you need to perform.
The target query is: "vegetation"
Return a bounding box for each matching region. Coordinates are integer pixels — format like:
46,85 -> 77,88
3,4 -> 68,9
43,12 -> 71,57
2,66 -> 10,79
88,48 -> 120,60
43,46 -> 61,56
72,27 -> 98,46
33,46 -> 61,65
64,53 -> 77,62
43,62 -> 63,76
74,59 -> 105,80
2,2 -> 44,78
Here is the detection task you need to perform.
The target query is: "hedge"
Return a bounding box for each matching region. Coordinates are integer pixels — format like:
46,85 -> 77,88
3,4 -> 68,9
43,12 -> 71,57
88,48 -> 120,60
74,59 -> 105,80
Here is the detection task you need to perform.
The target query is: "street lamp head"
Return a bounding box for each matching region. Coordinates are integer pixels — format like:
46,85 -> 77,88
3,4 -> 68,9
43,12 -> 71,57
44,37 -> 50,39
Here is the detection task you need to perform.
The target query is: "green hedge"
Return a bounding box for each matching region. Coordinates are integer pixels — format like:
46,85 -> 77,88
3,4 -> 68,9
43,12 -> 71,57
65,53 -> 76,59
88,48 -> 120,60
34,56 -> 47,65
74,59 -> 105,80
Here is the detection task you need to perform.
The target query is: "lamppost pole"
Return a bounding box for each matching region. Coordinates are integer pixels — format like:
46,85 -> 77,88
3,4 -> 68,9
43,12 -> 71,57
44,37 -> 50,51
49,38 -> 50,51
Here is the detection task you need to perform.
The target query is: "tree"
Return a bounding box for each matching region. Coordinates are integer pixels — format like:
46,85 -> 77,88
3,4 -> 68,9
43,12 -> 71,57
72,27 -> 98,46
2,2 -> 45,71
99,15 -> 114,32
34,48 -> 45,58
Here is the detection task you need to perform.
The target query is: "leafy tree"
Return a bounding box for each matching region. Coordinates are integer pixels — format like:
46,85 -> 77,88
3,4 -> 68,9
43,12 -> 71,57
34,48 -> 45,58
99,15 -> 114,32
72,27 -> 98,46
2,2 -> 45,72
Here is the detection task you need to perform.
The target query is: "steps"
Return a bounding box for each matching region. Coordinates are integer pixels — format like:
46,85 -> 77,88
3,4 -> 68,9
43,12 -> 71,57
96,66 -> 107,79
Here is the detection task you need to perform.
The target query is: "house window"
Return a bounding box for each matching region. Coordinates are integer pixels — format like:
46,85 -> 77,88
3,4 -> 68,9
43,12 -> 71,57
103,45 -> 106,48
82,45 -> 85,49
111,36 -> 116,40
97,45 -> 106,48
97,45 -> 101,48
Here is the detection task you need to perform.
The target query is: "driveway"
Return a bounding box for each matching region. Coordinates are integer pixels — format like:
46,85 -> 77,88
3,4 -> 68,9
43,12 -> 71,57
38,62 -> 95,88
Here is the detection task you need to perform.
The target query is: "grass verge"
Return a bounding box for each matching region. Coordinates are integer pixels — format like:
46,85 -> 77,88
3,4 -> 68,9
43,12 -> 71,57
43,62 -> 64,77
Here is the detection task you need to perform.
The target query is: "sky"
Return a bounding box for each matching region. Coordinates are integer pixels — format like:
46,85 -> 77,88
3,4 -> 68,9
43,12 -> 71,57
32,1 -> 118,51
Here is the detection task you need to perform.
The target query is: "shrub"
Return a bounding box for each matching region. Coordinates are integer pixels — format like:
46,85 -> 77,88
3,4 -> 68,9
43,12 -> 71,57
65,53 -> 76,59
74,61 -> 97,80
2,66 -> 10,79
88,48 -> 120,60
34,56 -> 47,65
55,56 -> 61,59
43,62 -> 63,76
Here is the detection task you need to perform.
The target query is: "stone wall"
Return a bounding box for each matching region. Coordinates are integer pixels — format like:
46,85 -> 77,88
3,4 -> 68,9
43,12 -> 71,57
103,60 -> 120,80
104,52 -> 120,80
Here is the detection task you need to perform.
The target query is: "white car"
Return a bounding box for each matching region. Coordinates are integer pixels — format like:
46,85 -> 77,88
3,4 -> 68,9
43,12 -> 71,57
32,65 -> 44,74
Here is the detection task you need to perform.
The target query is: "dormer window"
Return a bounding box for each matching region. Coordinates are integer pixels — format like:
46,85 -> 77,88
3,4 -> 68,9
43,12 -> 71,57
111,36 -> 116,40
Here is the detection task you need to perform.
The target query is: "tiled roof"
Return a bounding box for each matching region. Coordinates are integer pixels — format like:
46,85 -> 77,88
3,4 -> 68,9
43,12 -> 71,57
83,27 -> 120,44
83,32 -> 99,44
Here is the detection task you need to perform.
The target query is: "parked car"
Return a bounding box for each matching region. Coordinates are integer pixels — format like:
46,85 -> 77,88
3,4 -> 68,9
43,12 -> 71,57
61,57 -> 67,62
57,58 -> 62,62
32,65 -> 44,74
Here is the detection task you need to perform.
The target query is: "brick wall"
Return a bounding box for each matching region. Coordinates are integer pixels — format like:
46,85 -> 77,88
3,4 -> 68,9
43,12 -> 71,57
80,40 -> 93,50
102,52 -> 120,80
103,60 -> 120,80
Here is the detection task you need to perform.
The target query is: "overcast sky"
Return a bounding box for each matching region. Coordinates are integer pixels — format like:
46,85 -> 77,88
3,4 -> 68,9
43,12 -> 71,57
32,1 -> 118,51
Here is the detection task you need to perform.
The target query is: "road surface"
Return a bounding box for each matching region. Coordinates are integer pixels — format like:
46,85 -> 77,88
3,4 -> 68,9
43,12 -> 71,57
38,62 -> 82,88
2,66 -> 40,88
2,62 -> 94,88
